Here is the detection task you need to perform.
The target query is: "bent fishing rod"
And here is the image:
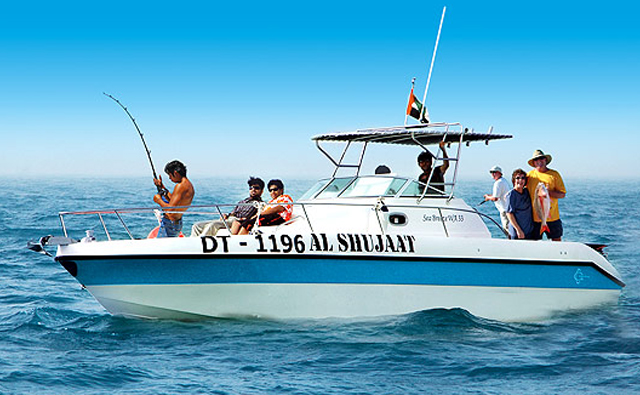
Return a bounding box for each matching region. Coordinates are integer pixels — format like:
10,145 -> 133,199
103,92 -> 169,200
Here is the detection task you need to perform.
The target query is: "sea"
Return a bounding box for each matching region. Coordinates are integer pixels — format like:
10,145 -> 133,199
2,177 -> 639,395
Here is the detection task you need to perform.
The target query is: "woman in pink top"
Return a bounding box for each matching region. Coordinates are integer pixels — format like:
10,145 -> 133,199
236,179 -> 293,234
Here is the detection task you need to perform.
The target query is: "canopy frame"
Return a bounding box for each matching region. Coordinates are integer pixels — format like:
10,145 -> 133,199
312,122 -> 512,201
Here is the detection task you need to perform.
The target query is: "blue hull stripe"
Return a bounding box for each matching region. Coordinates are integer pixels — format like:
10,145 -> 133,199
56,254 -> 622,290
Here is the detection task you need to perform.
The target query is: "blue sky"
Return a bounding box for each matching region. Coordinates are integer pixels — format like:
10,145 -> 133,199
2,1 -> 639,181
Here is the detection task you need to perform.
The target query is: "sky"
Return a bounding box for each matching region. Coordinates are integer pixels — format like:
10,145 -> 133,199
2,0 -> 640,182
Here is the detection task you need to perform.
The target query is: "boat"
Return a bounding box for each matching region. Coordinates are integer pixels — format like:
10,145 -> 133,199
28,122 -> 625,322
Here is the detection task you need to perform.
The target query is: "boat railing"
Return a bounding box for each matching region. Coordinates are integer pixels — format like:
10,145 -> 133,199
57,200 -> 508,241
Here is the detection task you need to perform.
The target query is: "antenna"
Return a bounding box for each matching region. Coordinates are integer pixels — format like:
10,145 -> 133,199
421,6 -> 446,119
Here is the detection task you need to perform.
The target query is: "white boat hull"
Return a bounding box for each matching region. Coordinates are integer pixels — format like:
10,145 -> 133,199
54,233 -> 624,322
87,283 -> 620,322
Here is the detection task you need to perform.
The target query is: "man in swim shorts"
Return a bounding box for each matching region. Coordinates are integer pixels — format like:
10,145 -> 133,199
153,160 -> 195,237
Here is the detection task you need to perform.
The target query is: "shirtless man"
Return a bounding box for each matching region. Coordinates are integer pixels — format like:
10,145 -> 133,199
153,160 -> 195,237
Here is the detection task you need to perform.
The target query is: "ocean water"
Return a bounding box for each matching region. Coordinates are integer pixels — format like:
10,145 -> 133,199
2,177 -> 640,395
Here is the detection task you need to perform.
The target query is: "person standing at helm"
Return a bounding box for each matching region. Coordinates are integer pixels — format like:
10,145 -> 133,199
483,165 -> 511,233
526,150 -> 566,241
417,141 -> 449,193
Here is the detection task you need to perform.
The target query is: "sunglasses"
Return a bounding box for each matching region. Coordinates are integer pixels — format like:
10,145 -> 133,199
515,176 -> 526,180
269,188 -> 280,192
249,185 -> 262,190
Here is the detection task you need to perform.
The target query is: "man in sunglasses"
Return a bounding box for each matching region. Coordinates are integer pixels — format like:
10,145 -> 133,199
236,179 -> 293,234
191,177 -> 264,236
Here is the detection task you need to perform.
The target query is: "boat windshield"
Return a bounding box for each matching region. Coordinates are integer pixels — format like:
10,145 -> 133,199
400,180 -> 445,197
301,176 -> 412,199
339,176 -> 407,198
298,180 -> 331,200
314,177 -> 356,199
301,176 -> 441,199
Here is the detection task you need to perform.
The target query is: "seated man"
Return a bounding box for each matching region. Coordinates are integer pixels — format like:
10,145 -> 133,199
191,177 -> 264,236
234,179 -> 293,235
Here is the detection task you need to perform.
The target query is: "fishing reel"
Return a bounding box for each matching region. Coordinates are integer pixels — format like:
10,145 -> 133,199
158,186 -> 170,203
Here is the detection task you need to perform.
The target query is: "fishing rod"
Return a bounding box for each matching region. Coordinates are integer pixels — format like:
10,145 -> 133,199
103,92 -> 169,200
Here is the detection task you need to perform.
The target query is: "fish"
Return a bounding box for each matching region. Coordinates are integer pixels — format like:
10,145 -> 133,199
533,182 -> 551,235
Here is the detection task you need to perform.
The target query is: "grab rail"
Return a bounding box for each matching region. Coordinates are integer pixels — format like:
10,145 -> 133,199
57,200 -> 508,240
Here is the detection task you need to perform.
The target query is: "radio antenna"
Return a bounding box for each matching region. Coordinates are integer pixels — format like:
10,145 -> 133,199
421,6 -> 446,119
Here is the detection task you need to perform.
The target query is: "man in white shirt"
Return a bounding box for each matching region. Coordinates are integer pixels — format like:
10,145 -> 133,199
483,165 -> 511,233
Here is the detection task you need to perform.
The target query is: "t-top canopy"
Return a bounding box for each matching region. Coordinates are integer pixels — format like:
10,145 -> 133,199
312,123 -> 512,146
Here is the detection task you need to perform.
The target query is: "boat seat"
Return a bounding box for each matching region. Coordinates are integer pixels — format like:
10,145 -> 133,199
280,214 -> 302,227
255,215 -> 303,234
197,221 -> 217,237
216,229 -> 231,237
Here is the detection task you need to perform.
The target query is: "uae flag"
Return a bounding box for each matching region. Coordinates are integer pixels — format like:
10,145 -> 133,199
406,87 -> 430,123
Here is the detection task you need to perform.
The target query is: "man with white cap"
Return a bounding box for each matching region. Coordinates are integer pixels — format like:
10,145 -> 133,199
527,149 -> 566,241
483,165 -> 511,232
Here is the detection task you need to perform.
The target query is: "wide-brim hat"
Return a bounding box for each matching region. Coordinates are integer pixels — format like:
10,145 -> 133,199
528,149 -> 552,167
489,165 -> 502,174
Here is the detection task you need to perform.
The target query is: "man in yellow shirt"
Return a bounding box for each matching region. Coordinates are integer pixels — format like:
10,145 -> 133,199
527,150 -> 566,241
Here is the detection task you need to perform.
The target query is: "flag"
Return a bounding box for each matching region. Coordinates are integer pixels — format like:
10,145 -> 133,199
406,86 -> 429,124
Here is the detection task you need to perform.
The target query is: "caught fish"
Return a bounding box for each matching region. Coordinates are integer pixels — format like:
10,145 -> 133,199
533,182 -> 551,235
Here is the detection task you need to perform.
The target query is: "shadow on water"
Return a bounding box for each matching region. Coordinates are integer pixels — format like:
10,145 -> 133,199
389,308 -> 539,336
